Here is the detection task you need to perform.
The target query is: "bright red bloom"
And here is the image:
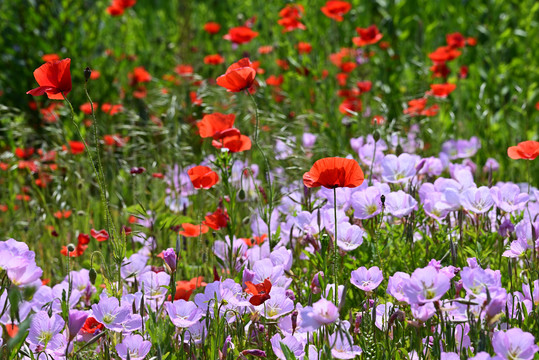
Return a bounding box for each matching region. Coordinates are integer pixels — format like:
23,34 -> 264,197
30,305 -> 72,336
223,26 -> 259,44
446,32 -> 466,48
27,58 -> 72,100
204,54 -> 225,65
245,278 -> 272,306
103,134 -> 129,147
101,103 -> 123,115
371,115 -> 385,125
187,165 -> 219,189
340,62 -> 356,73
353,25 -> 383,46
459,65 -> 469,79
278,17 -> 306,32
54,210 -> 72,219
81,317 -> 104,335
430,63 -> 451,79
427,83 -> 457,98
80,102 -> 97,115
216,58 -> 257,92
78,233 -> 91,245
297,42 -> 312,54
107,0 -> 135,16
42,54 -> 60,62
203,208 -> 229,230
258,46 -> 274,54
279,4 -> 304,19
179,223 -> 209,237
61,243 -> 87,257
403,98 -> 439,117
196,113 -> 236,139
90,70 -> 101,80
203,22 -> 221,34
303,157 -> 364,189
68,141 -> 85,155
169,276 -> 206,301
5,324 -> 19,338
91,229 -> 110,242
356,81 -> 372,93
15,147 -> 34,159
321,1 -> 352,21
241,234 -> 267,247
175,64 -> 193,76
129,66 -> 151,86
212,133 -> 252,153
428,46 -> 461,63
266,75 -> 284,87
507,141 -> 539,160
339,97 -> 362,115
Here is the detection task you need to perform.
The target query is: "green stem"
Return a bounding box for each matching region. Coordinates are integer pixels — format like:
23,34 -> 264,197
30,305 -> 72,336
333,187 -> 338,306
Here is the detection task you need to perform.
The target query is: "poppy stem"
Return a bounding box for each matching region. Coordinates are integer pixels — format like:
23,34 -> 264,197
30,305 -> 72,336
333,187 -> 338,307
248,92 -> 274,249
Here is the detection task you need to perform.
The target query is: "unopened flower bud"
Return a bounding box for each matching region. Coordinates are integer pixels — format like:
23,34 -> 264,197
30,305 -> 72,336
373,130 -> 380,142
67,243 -> 76,252
84,67 -> 92,82
89,268 -> 97,284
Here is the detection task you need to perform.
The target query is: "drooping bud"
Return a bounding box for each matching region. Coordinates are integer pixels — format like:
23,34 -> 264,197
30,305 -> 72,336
84,67 -> 92,82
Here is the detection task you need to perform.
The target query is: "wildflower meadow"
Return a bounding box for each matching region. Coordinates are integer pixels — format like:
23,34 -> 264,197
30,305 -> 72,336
1,0 -> 539,359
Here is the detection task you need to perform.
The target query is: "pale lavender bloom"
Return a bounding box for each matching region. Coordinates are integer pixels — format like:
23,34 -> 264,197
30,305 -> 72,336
329,331 -> 362,359
515,219 -> 539,247
460,186 -> 494,214
161,248 -> 177,272
351,186 -> 384,219
422,191 -> 451,222
417,156 -> 443,177
322,284 -> 344,304
120,314 -> 143,334
116,334 -> 152,360
336,222 -> 365,251
350,137 -> 364,153
385,191 -> 418,218
295,211 -> 320,236
250,208 -> 280,237
91,296 -> 131,332
121,253 -> 151,282
490,183 -> 529,213
214,236 -> 248,270
194,280 -> 249,321
270,247 -> 293,272
68,310 -> 88,341
441,352 -> 460,360
469,352 -> 493,360
66,269 -> 96,304
270,333 -> 306,360
350,266 -> 383,292
308,344 -> 320,360
375,302 -> 394,331
256,287 -> 294,320
411,302 -> 436,321
139,271 -> 170,302
455,322 -> 471,351
275,138 -> 294,160
461,266 -> 501,299
502,237 -> 529,258
248,258 -> 290,289
28,311 -> 65,347
183,321 -> 207,344
492,328 -> 538,360
52,282 -> 82,313
483,158 -> 499,173
485,287 -> 507,317
0,239 -> 34,271
303,133 -> 317,148
165,300 -> 204,328
31,333 -> 69,360
381,154 -> 418,183
300,298 -> 339,332
403,266 -> 451,304
6,258 -> 42,287
522,280 -> 539,307
442,137 -> 480,159
387,272 -> 411,302
358,143 -> 384,169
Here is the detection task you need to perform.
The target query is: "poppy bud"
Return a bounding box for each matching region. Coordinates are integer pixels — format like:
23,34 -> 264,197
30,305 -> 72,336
396,144 -> 403,155
89,268 -> 97,284
373,130 -> 380,142
84,67 -> 92,82
380,194 -> 385,207
67,243 -> 76,252
238,189 -> 246,200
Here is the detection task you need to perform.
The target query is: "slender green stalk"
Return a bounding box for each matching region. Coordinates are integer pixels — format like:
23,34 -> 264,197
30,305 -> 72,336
333,187 -> 338,306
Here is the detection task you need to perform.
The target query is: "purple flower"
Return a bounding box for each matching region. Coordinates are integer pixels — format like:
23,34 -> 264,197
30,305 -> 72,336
522,280 -> 539,306
460,186 -> 494,214
469,352 -> 493,360
385,191 -> 418,218
302,133 -> 317,148
336,222 -> 365,251
350,266 -> 383,292
460,266 -> 501,298
68,310 -> 88,341
351,186 -> 385,219
329,330 -> 363,359
387,272 -> 411,302
116,334 -> 152,360
403,266 -> 451,304
492,328 -> 538,360
270,334 -> 305,360
161,248 -> 177,273
490,183 -> 529,213
28,311 -> 65,347
299,298 -> 339,332
417,156 -> 443,177
441,352 -> 460,360
256,287 -> 294,320
375,302 -> 395,331
381,154 -> 418,183
483,158 -> 499,172
91,296 -> 131,332
165,300 -> 204,328
411,302 -> 436,321
6,258 -> 42,287
183,321 -> 207,344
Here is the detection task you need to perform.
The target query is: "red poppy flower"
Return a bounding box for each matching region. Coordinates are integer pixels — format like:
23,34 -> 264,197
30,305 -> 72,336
5,324 -> 19,338
459,65 -> 469,79
61,243 -> 87,257
15,147 -> 35,159
339,97 -> 362,115
203,208 -> 229,230
80,102 -> 97,115
403,98 -> 439,117
428,46 -> 461,63
68,141 -> 85,155
78,233 -> 91,245
42,54 -> 60,62
54,210 -> 72,219
212,133 -> 252,153
357,81 -> 372,93
353,25 -> 383,46
245,278 -> 272,306
90,70 -> 101,80
321,1 -> 352,21
107,0 -> 135,16
217,58 -> 257,92
371,115 -> 385,125
175,65 -> 193,76
507,141 -> 539,160
187,165 -> 219,189
81,317 -> 104,335
27,58 -> 72,100
303,157 -> 364,189
196,113 -> 236,139
223,26 -> 259,44
427,83 -> 456,98
169,276 -> 206,301
104,134 -> 129,147
258,46 -> 274,54
430,63 -> 451,79
129,66 -> 151,86
266,75 -> 284,87
241,234 -> 267,247
101,103 -> 123,115
278,17 -> 306,32
204,22 -> 221,34
179,223 -> 209,237
279,4 -> 304,19
91,229 -> 110,242
340,62 -> 356,73
297,42 -> 312,54
204,54 -> 225,65
446,32 -> 466,48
